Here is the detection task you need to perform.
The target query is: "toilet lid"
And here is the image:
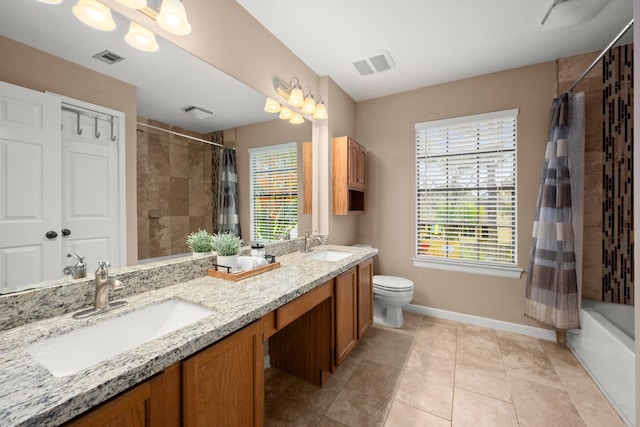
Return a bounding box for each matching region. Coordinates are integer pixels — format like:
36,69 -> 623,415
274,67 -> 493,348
373,275 -> 414,292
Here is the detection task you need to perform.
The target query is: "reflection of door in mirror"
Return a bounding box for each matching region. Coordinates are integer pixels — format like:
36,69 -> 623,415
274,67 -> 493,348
0,81 -> 124,292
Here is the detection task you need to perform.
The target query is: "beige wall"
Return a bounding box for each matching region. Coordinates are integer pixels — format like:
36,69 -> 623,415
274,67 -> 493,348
0,36 -> 138,266
354,62 -> 556,326
235,119 -> 312,242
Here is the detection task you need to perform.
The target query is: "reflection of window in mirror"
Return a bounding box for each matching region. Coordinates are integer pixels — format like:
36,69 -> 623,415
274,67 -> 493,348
249,143 -> 298,242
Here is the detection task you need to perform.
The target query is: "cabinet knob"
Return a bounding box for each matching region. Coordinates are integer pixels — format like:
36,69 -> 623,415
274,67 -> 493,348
45,231 -> 58,239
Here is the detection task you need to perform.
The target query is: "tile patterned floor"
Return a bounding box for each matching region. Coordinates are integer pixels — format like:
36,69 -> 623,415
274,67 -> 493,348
264,312 -> 626,427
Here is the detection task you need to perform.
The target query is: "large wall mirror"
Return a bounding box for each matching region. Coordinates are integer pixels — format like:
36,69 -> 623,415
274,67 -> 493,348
0,1 -> 312,293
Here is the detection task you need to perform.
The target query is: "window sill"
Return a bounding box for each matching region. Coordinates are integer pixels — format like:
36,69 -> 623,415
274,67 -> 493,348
412,258 -> 523,279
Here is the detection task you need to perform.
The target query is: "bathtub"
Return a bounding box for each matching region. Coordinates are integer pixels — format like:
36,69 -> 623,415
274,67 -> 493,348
567,299 -> 636,426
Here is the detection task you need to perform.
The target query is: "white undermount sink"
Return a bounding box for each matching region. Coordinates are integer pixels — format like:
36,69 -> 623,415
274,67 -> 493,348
26,299 -> 214,377
307,250 -> 352,262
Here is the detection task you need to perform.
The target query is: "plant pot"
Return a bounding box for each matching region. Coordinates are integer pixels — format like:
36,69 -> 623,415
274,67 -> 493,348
192,251 -> 213,257
216,254 -> 239,271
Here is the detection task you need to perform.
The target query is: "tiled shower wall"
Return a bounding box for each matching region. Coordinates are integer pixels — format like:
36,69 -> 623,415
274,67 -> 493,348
557,44 -> 634,305
137,118 -> 214,260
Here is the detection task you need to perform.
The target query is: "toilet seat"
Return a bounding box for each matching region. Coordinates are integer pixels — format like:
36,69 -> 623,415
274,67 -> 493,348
373,275 -> 414,292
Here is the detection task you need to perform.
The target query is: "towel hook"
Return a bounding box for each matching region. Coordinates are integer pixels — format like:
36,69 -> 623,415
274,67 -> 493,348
76,112 -> 82,135
94,117 -> 101,139
110,118 -> 117,142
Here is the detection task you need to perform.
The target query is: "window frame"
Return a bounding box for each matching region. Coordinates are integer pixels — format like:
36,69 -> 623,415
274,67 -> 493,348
413,109 -> 523,279
249,142 -> 298,242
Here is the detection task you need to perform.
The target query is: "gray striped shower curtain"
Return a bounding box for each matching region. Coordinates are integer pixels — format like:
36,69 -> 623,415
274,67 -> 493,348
218,148 -> 241,237
525,92 -> 581,330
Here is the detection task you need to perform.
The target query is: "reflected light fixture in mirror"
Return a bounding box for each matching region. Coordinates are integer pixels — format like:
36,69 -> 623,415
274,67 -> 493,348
279,106 -> 293,120
72,0 -> 117,31
125,21 -> 159,52
264,97 -> 282,113
289,113 -> 304,125
156,0 -> 192,35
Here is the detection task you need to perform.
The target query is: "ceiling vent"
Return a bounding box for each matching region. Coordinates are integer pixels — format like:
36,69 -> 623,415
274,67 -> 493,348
351,50 -> 395,76
92,50 -> 125,65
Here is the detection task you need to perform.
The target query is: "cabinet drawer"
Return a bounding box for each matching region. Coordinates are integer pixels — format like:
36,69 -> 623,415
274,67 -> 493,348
276,281 -> 332,330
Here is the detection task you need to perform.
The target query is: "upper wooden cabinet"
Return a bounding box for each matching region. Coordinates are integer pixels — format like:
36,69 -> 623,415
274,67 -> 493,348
332,136 -> 366,215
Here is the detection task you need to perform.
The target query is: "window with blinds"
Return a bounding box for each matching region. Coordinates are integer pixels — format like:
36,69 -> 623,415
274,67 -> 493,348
249,142 -> 298,242
415,109 -> 518,270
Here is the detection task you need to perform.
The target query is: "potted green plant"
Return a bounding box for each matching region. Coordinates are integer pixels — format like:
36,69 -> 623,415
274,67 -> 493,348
211,231 -> 244,271
186,229 -> 214,256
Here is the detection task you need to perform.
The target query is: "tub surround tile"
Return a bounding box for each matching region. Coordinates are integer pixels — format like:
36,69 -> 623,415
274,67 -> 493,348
0,243 -> 371,426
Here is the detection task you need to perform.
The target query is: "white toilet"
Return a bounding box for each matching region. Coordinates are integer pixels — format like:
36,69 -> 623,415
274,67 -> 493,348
372,275 -> 414,328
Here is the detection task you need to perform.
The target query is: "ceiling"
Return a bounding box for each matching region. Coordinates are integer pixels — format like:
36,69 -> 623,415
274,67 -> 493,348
236,0 -> 634,101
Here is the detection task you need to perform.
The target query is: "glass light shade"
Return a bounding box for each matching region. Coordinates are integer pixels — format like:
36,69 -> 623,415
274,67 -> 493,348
264,97 -> 281,113
312,100 -> 328,119
157,0 -> 192,35
279,107 -> 293,120
289,114 -> 305,125
125,22 -> 159,52
301,95 -> 316,115
287,84 -> 304,107
72,0 -> 116,31
115,0 -> 147,9
38,0 -> 63,4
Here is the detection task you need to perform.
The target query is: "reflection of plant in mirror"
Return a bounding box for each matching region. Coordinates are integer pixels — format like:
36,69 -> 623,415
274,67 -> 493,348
211,231 -> 244,256
186,229 -> 214,253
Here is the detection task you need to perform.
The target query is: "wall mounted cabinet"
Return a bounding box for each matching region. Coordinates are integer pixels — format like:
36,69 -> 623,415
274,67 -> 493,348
332,136 -> 366,215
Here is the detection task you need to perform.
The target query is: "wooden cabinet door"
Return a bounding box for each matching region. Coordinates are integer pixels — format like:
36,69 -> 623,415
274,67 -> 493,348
347,138 -> 360,189
357,258 -> 374,338
182,320 -> 264,427
334,267 -> 358,367
64,382 -> 151,427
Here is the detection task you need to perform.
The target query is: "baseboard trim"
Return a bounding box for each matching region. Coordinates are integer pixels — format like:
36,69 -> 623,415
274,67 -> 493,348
405,304 -> 556,341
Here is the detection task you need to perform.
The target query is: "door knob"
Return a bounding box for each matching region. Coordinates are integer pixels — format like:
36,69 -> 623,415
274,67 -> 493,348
45,231 -> 58,239
61,228 -> 71,236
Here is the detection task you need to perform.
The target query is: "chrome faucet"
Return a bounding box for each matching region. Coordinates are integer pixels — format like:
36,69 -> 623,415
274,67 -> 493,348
303,231 -> 322,252
94,261 -> 123,310
63,253 -> 86,279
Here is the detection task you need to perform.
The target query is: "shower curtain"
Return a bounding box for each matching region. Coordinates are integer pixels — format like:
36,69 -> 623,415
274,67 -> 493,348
218,148 -> 241,237
525,92 -> 583,330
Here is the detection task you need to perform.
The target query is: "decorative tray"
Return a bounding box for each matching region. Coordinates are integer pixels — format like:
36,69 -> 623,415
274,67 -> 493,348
207,261 -> 280,282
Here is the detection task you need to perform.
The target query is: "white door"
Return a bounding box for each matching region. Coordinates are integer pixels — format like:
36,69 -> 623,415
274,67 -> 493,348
60,109 -> 120,272
0,81 -> 61,291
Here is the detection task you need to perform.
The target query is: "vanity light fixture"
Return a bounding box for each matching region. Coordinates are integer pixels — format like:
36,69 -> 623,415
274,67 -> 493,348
125,22 -> 159,52
264,97 -> 281,113
268,77 -> 329,121
72,0 -> 116,31
115,0 -> 147,9
156,0 -> 192,35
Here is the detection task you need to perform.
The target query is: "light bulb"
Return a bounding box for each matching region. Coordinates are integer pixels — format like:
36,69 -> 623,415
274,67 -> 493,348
288,84 -> 304,107
72,0 -> 116,31
125,22 -> 159,52
312,100 -> 328,120
264,97 -> 281,113
279,107 -> 293,120
289,114 -> 304,124
157,0 -> 192,35
301,95 -> 316,115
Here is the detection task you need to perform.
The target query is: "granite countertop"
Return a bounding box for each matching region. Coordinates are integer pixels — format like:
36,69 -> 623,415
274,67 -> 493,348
0,245 -> 377,427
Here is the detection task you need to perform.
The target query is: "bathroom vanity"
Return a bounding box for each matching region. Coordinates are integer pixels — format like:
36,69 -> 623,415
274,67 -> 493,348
0,245 -> 377,426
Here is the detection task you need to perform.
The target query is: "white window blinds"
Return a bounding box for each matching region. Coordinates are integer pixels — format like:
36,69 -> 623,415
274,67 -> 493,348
415,109 -> 518,268
249,142 -> 298,242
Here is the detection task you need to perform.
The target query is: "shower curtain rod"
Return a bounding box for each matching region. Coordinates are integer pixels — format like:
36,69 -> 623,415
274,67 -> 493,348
567,18 -> 634,93
136,121 -> 233,150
